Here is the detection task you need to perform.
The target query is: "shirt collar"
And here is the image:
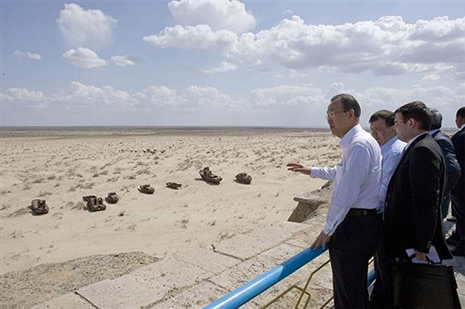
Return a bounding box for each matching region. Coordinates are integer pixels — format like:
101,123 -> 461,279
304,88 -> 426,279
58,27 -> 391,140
340,124 -> 363,148
461,124 -> 465,130
405,132 -> 428,151
381,136 -> 398,152
429,128 -> 440,136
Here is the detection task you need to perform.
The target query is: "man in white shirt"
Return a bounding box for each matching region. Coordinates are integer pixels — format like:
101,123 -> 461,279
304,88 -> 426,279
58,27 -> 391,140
368,110 -> 405,307
369,110 -> 406,213
288,94 -> 381,308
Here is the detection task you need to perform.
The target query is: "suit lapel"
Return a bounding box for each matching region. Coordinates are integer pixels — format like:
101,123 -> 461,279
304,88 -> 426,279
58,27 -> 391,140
386,133 -> 428,195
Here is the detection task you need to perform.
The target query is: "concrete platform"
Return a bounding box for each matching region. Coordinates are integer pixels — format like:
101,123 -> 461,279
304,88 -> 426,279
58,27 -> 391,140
33,214 -> 465,309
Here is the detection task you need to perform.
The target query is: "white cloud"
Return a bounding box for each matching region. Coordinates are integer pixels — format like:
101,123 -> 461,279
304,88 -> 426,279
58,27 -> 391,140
1,88 -> 47,109
251,85 -> 324,107
2,82 -> 239,111
326,82 -> 346,100
63,48 -> 106,69
55,81 -> 133,108
185,86 -> 238,109
145,14 -> 465,78
133,86 -> 186,108
144,25 -> 237,51
410,16 -> 465,42
3,82 -> 463,127
4,88 -> 46,102
283,9 -> 294,16
202,61 -> 237,74
111,55 -> 136,67
13,50 -> 41,60
57,3 -> 117,48
338,83 -> 465,126
168,0 -> 255,34
421,74 -> 441,82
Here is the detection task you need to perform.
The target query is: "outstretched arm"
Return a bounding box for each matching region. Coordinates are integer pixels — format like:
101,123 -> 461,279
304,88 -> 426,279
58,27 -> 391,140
287,163 -> 311,175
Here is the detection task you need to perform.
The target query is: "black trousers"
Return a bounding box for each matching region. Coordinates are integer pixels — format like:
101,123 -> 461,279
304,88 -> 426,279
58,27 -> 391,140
451,181 -> 465,238
370,216 -> 393,309
329,212 -> 378,308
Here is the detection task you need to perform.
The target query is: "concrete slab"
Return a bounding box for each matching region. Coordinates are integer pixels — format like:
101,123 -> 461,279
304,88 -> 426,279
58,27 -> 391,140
129,256 -> 210,289
77,257 -> 210,309
173,248 -> 241,275
144,281 -> 229,309
285,226 -> 323,248
77,277 -> 159,309
294,192 -> 328,204
31,216 -> 465,308
213,222 -> 308,260
267,221 -> 311,234
209,243 -> 306,293
31,292 -> 95,309
245,252 -> 333,308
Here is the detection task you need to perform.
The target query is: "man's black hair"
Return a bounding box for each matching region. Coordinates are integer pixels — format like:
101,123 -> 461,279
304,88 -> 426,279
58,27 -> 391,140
331,93 -> 361,118
394,101 -> 432,131
369,110 -> 395,127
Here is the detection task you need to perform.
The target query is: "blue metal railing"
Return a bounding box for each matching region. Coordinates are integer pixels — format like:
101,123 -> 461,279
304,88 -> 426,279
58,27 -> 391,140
205,246 -> 328,309
205,245 -> 376,309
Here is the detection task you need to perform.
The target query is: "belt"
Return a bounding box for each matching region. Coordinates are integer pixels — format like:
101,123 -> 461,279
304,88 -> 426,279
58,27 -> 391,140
348,208 -> 377,216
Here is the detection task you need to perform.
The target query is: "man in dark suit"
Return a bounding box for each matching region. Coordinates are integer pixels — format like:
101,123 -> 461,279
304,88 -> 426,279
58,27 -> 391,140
450,106 -> 465,256
429,109 -> 461,221
383,101 -> 452,306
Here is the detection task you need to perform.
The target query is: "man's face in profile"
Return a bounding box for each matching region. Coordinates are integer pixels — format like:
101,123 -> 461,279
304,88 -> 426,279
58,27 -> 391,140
370,119 -> 394,146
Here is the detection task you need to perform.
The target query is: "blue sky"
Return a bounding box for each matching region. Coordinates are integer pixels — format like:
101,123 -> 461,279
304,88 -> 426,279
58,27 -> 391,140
1,0 -> 464,127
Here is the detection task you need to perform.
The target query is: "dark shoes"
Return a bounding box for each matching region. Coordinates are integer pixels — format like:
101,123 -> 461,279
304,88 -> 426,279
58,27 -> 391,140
446,232 -> 465,256
31,199 -> 49,215
199,167 -> 222,184
235,172 -> 252,185
446,232 -> 460,246
82,195 -> 106,212
138,184 -> 155,194
451,240 -> 465,257
166,182 -> 182,189
106,192 -> 119,204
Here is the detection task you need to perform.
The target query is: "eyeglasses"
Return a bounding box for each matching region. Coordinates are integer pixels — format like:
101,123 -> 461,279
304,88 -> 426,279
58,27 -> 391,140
326,110 -> 348,120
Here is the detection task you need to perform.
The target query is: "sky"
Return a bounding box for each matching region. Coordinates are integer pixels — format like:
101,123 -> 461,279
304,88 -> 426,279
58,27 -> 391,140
1,0 -> 465,128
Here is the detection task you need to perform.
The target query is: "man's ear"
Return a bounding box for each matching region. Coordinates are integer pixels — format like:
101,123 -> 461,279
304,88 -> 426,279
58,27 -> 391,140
407,117 -> 416,128
459,116 -> 465,126
390,125 -> 396,133
348,109 -> 356,120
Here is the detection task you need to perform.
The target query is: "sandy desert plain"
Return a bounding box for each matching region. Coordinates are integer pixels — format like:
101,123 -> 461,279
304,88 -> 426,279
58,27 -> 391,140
0,127 -> 341,308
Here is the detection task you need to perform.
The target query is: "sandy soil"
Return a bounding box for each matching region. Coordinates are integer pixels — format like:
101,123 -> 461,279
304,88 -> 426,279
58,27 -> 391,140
0,128 -> 341,307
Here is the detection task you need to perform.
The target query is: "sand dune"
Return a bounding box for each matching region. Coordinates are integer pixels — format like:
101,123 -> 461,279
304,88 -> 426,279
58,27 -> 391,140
0,129 -> 340,275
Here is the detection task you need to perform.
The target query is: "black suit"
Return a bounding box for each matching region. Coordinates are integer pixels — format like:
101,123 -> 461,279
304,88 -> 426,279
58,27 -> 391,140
431,130 -> 461,219
379,133 -> 452,306
384,133 -> 451,259
451,127 -> 465,239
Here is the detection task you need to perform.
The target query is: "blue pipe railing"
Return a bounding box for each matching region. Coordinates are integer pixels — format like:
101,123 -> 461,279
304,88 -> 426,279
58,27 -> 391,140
205,245 -> 376,309
204,245 -> 328,309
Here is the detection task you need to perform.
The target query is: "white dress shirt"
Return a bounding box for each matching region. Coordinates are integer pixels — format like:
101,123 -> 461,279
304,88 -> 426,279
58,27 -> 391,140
404,132 -> 428,152
378,136 -> 406,212
310,124 -> 382,236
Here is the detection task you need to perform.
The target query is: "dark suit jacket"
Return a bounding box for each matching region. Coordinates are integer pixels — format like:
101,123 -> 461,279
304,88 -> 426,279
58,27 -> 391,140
384,133 -> 451,259
451,127 -> 465,193
432,130 -> 461,193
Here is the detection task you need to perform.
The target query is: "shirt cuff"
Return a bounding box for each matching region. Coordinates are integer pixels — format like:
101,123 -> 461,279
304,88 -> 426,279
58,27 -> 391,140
323,223 -> 334,236
310,167 -> 320,178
